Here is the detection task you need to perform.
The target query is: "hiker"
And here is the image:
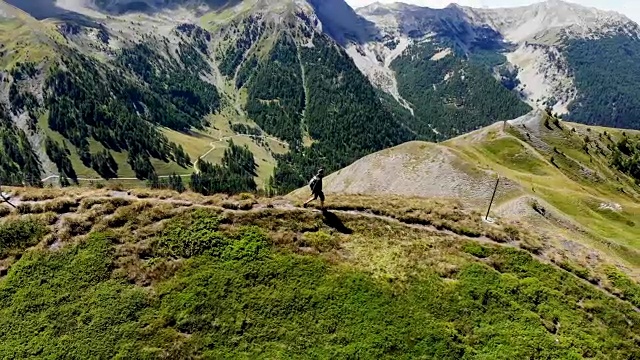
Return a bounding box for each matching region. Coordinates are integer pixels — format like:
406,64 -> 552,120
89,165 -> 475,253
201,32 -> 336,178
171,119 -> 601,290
303,168 -> 325,209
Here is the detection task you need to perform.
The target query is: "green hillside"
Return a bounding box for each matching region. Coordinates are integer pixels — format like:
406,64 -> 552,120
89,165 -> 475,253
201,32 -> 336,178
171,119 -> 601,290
308,110 -> 640,275
2,1 -> 640,357
0,188 -> 639,358
448,111 -> 640,264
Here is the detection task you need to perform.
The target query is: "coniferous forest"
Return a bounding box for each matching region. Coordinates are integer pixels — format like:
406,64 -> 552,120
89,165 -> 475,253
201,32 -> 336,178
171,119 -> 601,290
244,34 -> 305,146
611,134 -> 640,184
564,35 -> 640,129
8,12 -> 640,197
250,34 -> 416,193
5,27 -> 217,185
190,141 -> 257,195
391,41 -> 531,139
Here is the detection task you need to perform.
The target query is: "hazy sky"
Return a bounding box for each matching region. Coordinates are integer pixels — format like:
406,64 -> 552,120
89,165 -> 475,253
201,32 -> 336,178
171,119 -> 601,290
344,0 -> 640,23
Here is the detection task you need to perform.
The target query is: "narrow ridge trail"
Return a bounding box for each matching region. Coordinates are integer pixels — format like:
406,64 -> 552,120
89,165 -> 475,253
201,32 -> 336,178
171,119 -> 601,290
6,191 -> 639,314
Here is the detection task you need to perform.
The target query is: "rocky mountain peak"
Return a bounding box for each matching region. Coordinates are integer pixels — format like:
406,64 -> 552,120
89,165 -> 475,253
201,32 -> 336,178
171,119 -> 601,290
459,0 -> 637,42
357,0 -> 638,43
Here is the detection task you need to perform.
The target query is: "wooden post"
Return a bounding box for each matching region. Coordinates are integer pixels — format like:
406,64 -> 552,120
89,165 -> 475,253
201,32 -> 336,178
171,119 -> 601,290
485,177 -> 500,221
0,182 -> 16,208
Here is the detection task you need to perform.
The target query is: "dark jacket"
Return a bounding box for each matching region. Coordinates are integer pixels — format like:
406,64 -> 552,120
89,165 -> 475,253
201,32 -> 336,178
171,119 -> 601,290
310,174 -> 323,193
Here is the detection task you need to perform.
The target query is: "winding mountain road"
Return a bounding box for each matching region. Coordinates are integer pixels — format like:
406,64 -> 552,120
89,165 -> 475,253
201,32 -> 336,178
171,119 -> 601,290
40,133 -> 288,182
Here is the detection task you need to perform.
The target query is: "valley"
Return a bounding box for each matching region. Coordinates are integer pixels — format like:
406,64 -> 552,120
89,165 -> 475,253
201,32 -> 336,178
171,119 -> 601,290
2,0 -> 640,193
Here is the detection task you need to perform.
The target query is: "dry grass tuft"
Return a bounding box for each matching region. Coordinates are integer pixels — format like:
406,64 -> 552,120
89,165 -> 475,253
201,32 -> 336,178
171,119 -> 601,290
80,197 -> 131,211
519,235 -> 545,254
222,199 -> 257,211
136,203 -> 179,227
17,198 -> 79,215
35,212 -> 59,226
19,190 -> 66,202
9,187 -> 108,200
302,231 -> 340,252
0,206 -> 11,218
65,216 -> 94,237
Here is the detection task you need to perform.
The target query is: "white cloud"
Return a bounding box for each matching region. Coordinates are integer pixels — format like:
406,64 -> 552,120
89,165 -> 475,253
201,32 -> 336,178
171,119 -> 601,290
345,0 -> 640,23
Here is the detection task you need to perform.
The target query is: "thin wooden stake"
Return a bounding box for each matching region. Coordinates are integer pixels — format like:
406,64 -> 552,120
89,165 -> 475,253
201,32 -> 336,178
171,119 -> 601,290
485,177 -> 500,221
0,183 -> 15,208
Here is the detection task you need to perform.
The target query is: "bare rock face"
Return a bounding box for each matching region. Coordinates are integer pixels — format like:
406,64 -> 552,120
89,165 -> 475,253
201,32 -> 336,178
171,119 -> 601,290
354,0 -> 639,117
358,0 -> 638,44
323,140 -> 522,207
457,0 -> 639,43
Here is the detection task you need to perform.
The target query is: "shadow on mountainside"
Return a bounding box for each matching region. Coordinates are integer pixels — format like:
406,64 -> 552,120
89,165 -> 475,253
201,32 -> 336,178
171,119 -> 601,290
321,210 -> 353,234
92,0 -> 244,16
4,0 -> 243,19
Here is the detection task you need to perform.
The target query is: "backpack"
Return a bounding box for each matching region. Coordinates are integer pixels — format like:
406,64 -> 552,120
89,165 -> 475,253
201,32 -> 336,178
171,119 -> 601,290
309,176 -> 318,191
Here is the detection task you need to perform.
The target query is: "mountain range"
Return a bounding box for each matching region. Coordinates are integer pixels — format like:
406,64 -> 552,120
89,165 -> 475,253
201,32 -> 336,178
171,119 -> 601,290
1,0 -> 640,193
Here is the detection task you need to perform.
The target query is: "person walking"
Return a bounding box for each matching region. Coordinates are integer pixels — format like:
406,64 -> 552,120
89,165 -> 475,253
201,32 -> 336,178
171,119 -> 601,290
303,168 -> 325,210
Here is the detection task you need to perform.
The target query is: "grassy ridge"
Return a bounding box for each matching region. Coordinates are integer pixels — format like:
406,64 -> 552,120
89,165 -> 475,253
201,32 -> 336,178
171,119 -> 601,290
0,6 -> 60,70
0,191 -> 639,358
446,113 -> 640,267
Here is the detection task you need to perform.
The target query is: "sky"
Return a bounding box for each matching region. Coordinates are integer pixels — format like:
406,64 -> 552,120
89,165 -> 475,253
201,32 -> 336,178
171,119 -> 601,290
344,0 -> 640,23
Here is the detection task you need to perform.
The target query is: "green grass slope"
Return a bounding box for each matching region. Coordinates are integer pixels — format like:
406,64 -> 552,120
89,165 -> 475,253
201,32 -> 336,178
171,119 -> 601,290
447,110 -> 640,266
304,110 -> 640,271
0,188 -> 639,358
0,1 -> 62,69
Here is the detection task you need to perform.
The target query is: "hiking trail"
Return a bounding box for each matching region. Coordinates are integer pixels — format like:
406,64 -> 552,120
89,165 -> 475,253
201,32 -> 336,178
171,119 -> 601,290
4,189 -> 638,314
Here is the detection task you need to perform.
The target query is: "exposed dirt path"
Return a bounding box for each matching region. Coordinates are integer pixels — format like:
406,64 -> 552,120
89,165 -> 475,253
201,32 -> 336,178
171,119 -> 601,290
192,133 -> 288,174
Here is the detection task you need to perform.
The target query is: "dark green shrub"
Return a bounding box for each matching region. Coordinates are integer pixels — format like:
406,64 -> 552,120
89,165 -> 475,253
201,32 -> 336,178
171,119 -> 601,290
463,242 -> 492,258
222,226 -> 269,261
154,209 -> 229,258
0,217 -> 47,257
605,266 -> 640,307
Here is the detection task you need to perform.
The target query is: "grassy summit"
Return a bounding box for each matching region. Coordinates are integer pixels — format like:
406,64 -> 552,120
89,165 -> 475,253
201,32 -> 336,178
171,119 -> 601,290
0,188 -> 638,358
316,110 -> 640,272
